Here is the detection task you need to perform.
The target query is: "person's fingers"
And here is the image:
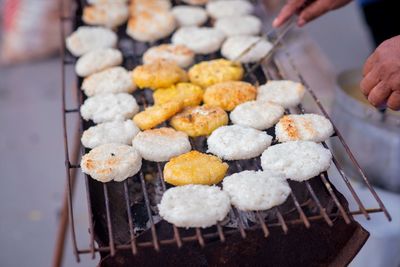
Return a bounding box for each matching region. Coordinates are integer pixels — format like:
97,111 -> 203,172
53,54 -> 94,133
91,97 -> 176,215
362,53 -> 376,76
273,0 -> 305,27
387,91 -> 400,111
360,69 -> 380,96
367,81 -> 392,107
297,0 -> 331,26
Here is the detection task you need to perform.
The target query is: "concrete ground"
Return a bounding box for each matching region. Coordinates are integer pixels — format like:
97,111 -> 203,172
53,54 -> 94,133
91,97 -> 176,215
0,2 -> 396,267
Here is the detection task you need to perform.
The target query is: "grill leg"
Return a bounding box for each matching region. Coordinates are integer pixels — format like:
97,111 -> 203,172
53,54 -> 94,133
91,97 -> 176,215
52,127 -> 81,267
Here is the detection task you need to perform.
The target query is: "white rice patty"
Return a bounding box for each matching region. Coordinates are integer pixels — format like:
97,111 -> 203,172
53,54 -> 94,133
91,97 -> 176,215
275,113 -> 334,142
132,128 -> 191,162
80,93 -> 139,123
172,26 -> 225,54
206,0 -> 253,18
257,80 -> 306,108
221,35 -> 273,63
172,5 -> 208,27
81,143 -> 142,182
215,15 -> 261,36
261,141 -> 332,181
230,100 -> 284,130
142,44 -> 195,68
158,184 -> 231,228
222,170 -> 291,211
75,48 -> 123,77
207,125 -> 272,160
81,67 -> 135,96
65,26 -> 117,57
81,120 -> 140,149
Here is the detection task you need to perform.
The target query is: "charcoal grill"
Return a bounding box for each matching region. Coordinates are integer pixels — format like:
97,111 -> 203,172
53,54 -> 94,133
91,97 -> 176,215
57,0 -> 392,266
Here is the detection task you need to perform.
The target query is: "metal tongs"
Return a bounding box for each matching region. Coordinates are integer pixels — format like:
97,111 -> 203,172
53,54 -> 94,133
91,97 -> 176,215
377,107 -> 387,122
235,16 -> 296,76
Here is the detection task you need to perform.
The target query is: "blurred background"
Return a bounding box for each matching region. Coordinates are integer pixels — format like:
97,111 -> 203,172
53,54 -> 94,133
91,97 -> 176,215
0,0 -> 399,267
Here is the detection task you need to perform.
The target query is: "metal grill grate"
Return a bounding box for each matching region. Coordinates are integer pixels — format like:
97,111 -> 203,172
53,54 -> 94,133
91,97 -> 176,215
60,0 -> 391,262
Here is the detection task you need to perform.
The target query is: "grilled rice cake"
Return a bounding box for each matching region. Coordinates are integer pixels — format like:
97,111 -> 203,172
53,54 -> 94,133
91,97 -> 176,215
81,120 -> 140,149
80,93 -> 139,123
75,48 -> 123,77
206,0 -> 253,19
153,83 -> 203,107
172,27 -> 225,55
275,114 -> 334,143
230,100 -> 284,130
83,3 -> 129,28
215,15 -> 261,37
126,9 -> 176,42
207,125 -> 272,160
203,81 -> 257,111
171,5 -> 208,27
163,151 -> 229,186
132,60 -> 188,90
129,0 -> 171,14
81,143 -> 142,182
132,127 -> 191,162
261,141 -> 332,181
170,105 -> 228,137
82,67 -> 135,97
66,26 -> 117,57
133,101 -> 183,130
221,35 -> 273,64
257,80 -> 306,108
188,59 -> 243,88
142,44 -> 195,68
158,184 -> 230,228
222,170 -> 291,211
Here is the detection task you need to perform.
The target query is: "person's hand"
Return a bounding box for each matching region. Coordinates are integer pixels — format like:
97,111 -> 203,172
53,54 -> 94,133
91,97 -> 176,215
273,0 -> 352,28
360,35 -> 400,110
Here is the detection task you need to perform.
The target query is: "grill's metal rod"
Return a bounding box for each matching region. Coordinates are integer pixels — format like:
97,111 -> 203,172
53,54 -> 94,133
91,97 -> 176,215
84,176 -> 96,258
256,211 -> 270,237
328,154 -> 370,219
156,163 -> 183,248
139,171 -> 160,251
216,223 -> 226,242
289,190 -> 311,228
320,173 -> 352,224
281,51 -> 387,220
123,181 -> 138,254
77,49 -> 97,259
305,181 -> 334,226
60,12 -> 80,262
275,208 -> 289,234
103,184 -> 116,256
232,208 -> 247,238
196,228 -> 205,247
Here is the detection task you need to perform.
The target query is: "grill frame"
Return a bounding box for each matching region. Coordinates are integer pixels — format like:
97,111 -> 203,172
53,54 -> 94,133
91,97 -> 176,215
59,0 -> 391,263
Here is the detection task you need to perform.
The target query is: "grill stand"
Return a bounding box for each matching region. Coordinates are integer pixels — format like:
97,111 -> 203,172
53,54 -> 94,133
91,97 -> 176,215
57,1 -> 394,266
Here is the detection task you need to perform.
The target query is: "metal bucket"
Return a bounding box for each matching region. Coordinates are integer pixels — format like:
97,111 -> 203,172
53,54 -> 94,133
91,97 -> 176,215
331,69 -> 400,193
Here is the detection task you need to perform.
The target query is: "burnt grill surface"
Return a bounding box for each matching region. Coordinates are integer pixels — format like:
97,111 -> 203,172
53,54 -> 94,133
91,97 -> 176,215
60,0 -> 391,265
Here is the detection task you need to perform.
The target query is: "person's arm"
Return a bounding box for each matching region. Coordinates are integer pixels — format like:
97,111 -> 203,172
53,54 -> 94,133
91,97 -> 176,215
360,35 -> 400,110
273,0 -> 352,27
